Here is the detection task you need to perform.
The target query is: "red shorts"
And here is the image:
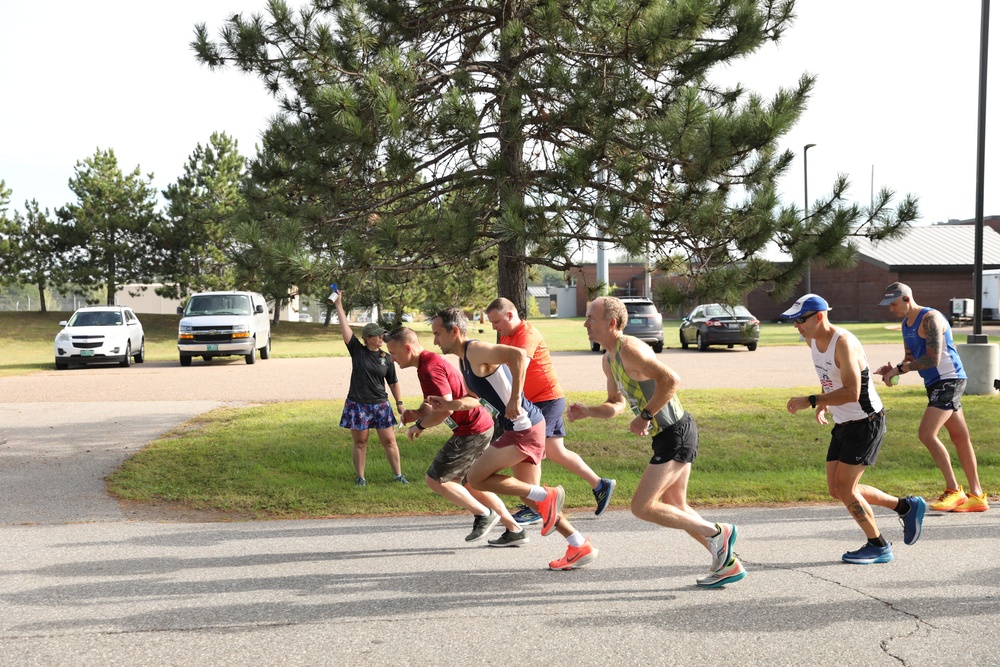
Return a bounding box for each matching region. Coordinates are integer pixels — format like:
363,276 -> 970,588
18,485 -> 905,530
493,420 -> 546,465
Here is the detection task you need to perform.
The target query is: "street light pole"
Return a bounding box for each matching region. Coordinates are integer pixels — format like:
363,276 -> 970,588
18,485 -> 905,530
804,143 -> 816,293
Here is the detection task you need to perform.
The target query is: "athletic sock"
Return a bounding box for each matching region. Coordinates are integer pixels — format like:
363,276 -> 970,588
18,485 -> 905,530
526,485 -> 548,502
868,535 -> 888,548
566,531 -> 585,548
894,498 -> 911,515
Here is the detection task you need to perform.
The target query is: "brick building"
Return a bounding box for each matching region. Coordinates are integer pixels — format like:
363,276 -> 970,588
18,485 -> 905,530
747,224 -> 1000,322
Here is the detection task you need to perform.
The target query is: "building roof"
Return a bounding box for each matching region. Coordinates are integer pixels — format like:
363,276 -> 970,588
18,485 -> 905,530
526,286 -> 549,298
851,225 -> 1000,270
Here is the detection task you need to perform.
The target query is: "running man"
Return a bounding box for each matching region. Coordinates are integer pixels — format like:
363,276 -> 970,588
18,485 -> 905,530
429,307 -> 598,570
384,327 -> 520,543
486,298 -> 616,525
783,293 -> 927,564
875,282 -> 989,512
569,296 -> 743,587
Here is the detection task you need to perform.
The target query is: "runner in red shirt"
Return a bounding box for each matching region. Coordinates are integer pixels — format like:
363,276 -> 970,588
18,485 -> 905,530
385,327 -> 520,543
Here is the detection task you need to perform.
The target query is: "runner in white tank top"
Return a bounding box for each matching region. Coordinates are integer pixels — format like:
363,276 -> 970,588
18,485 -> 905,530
783,294 -> 926,565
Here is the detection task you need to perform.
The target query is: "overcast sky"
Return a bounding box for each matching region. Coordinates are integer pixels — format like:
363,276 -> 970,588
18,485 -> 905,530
1,1 -> 997,229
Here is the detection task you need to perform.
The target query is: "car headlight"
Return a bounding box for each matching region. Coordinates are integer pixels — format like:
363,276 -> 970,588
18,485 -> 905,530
56,332 -> 70,343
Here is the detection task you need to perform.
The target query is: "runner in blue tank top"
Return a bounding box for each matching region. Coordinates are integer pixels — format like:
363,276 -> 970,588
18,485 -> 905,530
876,283 -> 988,512
427,307 -> 600,570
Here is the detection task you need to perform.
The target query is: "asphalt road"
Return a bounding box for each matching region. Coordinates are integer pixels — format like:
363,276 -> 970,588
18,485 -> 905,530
0,345 -> 997,665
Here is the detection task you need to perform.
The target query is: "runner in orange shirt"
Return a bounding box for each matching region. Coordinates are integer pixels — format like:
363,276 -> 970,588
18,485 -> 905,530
486,298 -> 616,522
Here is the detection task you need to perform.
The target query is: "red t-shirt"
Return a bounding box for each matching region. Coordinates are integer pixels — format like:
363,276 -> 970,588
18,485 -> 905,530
500,320 -> 563,403
417,350 -> 494,436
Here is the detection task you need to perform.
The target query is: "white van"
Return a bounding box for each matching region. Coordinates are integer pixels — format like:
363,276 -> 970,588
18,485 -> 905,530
177,291 -> 271,366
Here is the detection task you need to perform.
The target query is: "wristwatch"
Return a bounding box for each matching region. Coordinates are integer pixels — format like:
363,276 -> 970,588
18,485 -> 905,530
808,395 -> 817,408
896,363 -> 905,374
639,409 -> 654,421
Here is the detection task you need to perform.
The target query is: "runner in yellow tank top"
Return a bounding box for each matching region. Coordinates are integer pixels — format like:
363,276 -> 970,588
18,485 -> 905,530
568,296 -> 746,588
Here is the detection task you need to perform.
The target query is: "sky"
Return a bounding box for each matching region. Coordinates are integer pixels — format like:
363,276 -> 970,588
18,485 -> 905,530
1,1 -> 997,229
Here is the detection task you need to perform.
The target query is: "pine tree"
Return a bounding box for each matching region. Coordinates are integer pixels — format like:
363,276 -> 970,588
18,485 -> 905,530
56,148 -> 161,305
193,0 -> 916,313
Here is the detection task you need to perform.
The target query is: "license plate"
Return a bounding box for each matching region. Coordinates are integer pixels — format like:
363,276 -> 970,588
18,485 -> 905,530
207,344 -> 219,351
630,317 -> 643,325
728,323 -> 739,329
80,350 -> 95,357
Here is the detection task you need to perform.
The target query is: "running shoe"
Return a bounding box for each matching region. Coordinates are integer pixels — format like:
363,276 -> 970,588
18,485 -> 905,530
929,486 -> 967,511
512,504 -> 543,526
842,542 -> 894,564
548,538 -> 598,571
394,474 -> 410,484
465,510 -> 501,542
696,557 -> 747,588
536,485 -> 565,537
593,478 -> 617,516
952,492 -> 990,512
488,529 -> 529,547
899,496 -> 927,545
356,477 -> 367,487
706,523 -> 738,572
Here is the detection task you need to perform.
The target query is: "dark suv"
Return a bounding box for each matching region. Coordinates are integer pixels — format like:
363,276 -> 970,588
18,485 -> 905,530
591,297 -> 664,353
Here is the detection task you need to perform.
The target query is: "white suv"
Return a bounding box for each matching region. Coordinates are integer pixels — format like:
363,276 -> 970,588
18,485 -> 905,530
177,291 -> 271,366
54,306 -> 145,369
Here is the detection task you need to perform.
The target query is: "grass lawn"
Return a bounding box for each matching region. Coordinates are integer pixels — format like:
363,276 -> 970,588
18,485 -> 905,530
106,387 -> 1000,518
1,310 -> 977,377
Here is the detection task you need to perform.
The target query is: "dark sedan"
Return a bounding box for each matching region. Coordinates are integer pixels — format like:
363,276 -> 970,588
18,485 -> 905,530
679,304 -> 760,351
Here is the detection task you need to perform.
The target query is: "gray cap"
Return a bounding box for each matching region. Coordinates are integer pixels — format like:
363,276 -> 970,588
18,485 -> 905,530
878,282 -> 912,306
361,323 -> 387,337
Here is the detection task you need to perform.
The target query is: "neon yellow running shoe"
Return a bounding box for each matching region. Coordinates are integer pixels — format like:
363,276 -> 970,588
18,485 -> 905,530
952,492 -> 990,513
929,486 -> 967,512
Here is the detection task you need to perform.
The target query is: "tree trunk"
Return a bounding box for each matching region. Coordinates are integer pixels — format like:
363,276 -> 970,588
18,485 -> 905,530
495,1 -> 528,319
498,238 -> 527,318
36,282 -> 47,313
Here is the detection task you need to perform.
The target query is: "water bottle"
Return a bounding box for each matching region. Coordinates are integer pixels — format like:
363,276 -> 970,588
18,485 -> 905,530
326,283 -> 339,305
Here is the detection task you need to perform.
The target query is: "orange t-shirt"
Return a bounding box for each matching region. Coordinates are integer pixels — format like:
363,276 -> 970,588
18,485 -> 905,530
501,320 -> 563,403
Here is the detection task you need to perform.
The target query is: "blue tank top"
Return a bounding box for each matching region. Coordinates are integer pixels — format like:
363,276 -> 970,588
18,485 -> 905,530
459,341 -> 543,432
902,308 -> 966,387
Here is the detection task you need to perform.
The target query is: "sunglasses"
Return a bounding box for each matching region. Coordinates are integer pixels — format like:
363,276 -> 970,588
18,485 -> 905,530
792,312 -> 817,325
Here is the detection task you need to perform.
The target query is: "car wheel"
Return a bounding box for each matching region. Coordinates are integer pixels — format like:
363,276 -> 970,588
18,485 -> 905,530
697,332 -> 709,352
180,354 -> 192,367
120,342 -> 132,367
652,341 -> 664,353
590,342 -> 601,353
135,339 -> 145,363
55,359 -> 68,370
727,344 -> 734,349
202,356 -> 212,362
747,342 -> 758,351
246,338 -> 257,364
679,330 -> 689,349
260,336 -> 271,360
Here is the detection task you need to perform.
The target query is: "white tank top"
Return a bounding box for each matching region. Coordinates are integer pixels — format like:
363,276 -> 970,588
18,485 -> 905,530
810,329 -> 883,424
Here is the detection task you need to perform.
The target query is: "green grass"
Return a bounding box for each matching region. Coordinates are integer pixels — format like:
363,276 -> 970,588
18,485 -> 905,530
106,387 -> 1000,518
5,311 -> 987,377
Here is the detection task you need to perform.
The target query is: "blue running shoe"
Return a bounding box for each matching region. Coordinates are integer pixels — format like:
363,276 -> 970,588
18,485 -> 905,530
900,496 -> 927,545
842,542 -> 894,564
593,478 -> 617,516
512,504 -> 542,526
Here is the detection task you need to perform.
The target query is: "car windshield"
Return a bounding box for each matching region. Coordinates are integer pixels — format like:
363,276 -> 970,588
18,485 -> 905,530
704,305 -> 752,318
185,295 -> 252,316
625,303 -> 657,315
69,311 -> 122,326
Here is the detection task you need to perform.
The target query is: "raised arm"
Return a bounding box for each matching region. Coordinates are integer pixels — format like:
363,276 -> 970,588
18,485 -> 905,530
334,290 -> 353,346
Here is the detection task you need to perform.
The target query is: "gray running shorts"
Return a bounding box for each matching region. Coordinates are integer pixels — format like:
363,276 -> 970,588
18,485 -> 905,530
426,430 -> 493,483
